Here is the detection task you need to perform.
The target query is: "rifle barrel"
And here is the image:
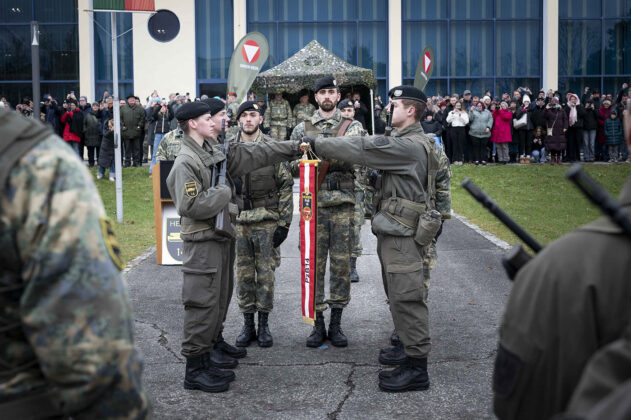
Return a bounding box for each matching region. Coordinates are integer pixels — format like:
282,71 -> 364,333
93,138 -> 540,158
461,178 -> 543,253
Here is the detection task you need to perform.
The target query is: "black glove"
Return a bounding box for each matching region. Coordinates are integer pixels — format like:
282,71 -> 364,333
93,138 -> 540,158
301,136 -> 316,154
272,226 -> 289,248
232,177 -> 243,195
368,170 -> 381,188
435,221 -> 444,240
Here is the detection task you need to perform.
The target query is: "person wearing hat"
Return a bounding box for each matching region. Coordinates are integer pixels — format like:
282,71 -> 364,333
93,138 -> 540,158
119,94 -> 145,167
300,85 -> 451,392
290,76 -> 365,349
264,92 -> 293,140
293,89 -> 316,124
166,101 -> 302,393
604,108 -> 624,162
231,101 -> 294,348
226,92 -> 239,127
543,97 -> 569,164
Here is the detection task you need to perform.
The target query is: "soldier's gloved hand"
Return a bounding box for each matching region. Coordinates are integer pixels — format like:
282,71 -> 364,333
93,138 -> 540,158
233,178 -> 243,195
272,226 -> 289,248
368,170 -> 380,187
301,136 -> 316,154
435,221 -> 444,240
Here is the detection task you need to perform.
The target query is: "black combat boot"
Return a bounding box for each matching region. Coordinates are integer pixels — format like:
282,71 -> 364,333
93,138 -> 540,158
202,352 -> 235,383
207,348 -> 238,369
235,313 -> 256,347
184,354 -> 230,393
390,329 -> 401,347
378,345 -> 406,365
350,257 -> 359,283
257,312 -> 273,348
215,332 -> 247,359
306,312 -> 326,348
328,308 -> 348,347
378,356 -> 430,392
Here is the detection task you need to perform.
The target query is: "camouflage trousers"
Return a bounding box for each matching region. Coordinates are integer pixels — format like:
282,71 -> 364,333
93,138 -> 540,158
236,221 -> 280,313
351,190 -> 365,258
315,203 -> 353,312
422,239 -> 438,301
269,125 -> 288,141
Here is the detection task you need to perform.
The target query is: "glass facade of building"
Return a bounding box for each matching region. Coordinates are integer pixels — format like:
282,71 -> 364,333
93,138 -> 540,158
196,0 -> 234,98
93,11 -> 134,100
559,0 -> 631,96
402,0 -> 542,97
247,0 -> 388,99
0,0 -> 79,105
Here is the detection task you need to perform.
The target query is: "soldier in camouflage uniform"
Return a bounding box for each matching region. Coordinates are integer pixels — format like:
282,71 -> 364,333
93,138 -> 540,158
264,93 -> 293,140
293,89 -> 316,125
0,110 -> 149,418
156,127 -> 184,161
290,77 -> 364,348
233,102 -> 293,349
226,92 -> 239,127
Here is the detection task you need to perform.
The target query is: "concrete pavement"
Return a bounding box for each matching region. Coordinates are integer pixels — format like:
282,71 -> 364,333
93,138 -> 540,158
127,208 -> 512,419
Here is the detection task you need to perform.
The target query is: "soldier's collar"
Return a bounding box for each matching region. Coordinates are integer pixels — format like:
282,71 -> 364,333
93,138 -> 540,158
182,134 -> 216,165
311,108 -> 341,125
395,122 -> 424,137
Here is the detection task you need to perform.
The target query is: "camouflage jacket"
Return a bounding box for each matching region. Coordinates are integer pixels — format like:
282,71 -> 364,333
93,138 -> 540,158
264,98 -> 293,128
293,102 -> 316,124
423,136 -> 452,219
236,130 -> 294,227
227,102 -> 239,124
0,132 -> 148,418
290,109 -> 364,207
155,128 -> 183,161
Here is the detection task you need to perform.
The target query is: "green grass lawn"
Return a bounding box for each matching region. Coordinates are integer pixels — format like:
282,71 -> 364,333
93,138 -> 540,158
450,163 -> 631,248
90,167 -> 155,265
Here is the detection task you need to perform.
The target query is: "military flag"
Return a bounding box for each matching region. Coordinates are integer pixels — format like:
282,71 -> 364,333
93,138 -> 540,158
299,159 -> 318,325
93,0 -> 155,11
227,32 -> 269,103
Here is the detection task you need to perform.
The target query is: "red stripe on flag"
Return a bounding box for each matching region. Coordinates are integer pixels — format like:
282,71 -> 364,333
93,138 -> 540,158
124,0 -> 155,11
299,161 -> 318,325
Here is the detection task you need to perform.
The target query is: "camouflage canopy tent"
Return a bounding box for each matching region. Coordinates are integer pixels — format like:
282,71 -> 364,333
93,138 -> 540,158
251,40 -> 378,94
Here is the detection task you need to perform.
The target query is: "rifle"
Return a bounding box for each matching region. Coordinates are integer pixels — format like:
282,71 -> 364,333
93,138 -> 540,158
461,178 -> 543,280
384,102 -> 394,136
214,119 -> 235,237
566,164 -> 631,239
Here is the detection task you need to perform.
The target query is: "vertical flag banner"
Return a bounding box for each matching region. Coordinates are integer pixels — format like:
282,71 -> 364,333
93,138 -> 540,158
227,32 -> 269,103
299,160 -> 318,325
414,46 -> 435,91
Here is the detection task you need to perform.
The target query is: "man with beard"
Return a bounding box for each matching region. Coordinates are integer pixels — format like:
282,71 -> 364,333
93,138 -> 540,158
290,77 -> 364,348
233,101 -> 293,348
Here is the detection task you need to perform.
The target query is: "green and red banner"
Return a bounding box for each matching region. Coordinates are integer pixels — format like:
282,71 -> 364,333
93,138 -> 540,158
93,0 -> 155,11
299,159 -> 318,325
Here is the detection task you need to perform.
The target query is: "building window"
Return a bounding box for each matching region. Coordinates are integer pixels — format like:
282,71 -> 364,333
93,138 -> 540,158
247,0 -> 388,99
196,0 -> 234,98
0,0 -> 79,106
402,0 -> 542,97
559,0 -> 631,96
93,11 -> 134,101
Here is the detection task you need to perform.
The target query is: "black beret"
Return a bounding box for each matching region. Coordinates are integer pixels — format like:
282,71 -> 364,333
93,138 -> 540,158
236,101 -> 262,120
175,101 -> 211,121
388,85 -> 427,104
338,99 -> 354,110
314,76 -> 338,92
201,98 -> 226,116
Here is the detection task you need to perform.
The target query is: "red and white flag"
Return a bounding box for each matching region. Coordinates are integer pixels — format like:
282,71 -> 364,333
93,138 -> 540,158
299,160 -> 318,325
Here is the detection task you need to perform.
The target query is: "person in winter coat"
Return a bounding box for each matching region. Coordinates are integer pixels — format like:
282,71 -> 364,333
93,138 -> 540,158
578,100 -> 599,162
563,93 -> 583,162
420,111 -> 443,146
468,102 -> 493,165
97,118 -> 116,181
150,100 -> 174,174
604,109 -> 623,162
544,97 -> 569,164
512,95 -> 535,163
530,96 -> 547,132
120,94 -> 146,167
83,102 -> 102,167
597,99 -> 614,161
446,100 -> 469,165
60,100 -> 83,156
491,102 -> 513,164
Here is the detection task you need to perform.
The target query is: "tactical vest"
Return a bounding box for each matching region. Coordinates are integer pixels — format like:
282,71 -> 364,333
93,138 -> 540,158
271,101 -> 288,121
242,164 -> 279,211
304,118 -> 355,191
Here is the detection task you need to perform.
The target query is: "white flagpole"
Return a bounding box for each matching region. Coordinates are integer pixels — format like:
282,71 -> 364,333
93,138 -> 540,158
111,12 -> 123,222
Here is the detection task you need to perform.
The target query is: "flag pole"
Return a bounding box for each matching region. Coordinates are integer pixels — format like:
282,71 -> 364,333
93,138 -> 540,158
111,11 -> 124,222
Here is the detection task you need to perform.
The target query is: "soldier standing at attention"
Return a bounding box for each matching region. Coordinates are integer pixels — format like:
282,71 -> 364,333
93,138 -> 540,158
293,89 -> 316,125
0,110 -> 149,418
290,77 -> 364,348
301,86 -> 442,392
166,102 -> 302,393
232,101 -> 293,348
492,101 -> 631,420
264,92 -> 293,140
226,92 -> 239,127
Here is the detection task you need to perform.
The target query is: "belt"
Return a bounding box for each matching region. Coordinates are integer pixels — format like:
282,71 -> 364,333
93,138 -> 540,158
379,197 -> 426,229
318,179 -> 354,191
242,194 -> 279,211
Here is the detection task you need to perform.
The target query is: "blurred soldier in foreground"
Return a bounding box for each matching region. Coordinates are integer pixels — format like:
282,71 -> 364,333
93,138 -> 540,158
493,99 -> 631,420
264,92 -> 293,140
166,102 -> 301,393
301,85 -> 444,392
0,110 -> 149,418
233,102 -> 293,348
290,77 -> 364,348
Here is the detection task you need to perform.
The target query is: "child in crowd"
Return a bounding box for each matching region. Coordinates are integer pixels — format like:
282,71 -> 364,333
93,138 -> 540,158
604,109 -> 623,162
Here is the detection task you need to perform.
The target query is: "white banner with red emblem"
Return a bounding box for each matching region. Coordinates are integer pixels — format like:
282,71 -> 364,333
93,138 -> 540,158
299,160 -> 318,325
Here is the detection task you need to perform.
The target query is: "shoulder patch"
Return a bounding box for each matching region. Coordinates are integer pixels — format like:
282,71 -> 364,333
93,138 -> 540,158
184,181 -> 198,198
374,136 -> 390,146
100,217 -> 124,271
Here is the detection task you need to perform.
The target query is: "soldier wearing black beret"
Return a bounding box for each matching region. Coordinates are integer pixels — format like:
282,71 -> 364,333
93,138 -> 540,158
201,97 -> 229,143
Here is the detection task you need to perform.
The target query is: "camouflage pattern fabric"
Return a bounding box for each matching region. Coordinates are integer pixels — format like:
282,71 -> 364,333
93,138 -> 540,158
315,204 -> 354,312
227,102 -> 240,125
236,221 -> 278,313
293,102 -> 316,126
263,98 -> 293,140
155,128 -> 183,161
0,135 -> 149,418
251,40 -> 377,94
351,169 -> 367,258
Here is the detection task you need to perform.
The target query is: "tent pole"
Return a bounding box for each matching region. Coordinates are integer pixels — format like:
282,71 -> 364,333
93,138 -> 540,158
370,88 -> 375,135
